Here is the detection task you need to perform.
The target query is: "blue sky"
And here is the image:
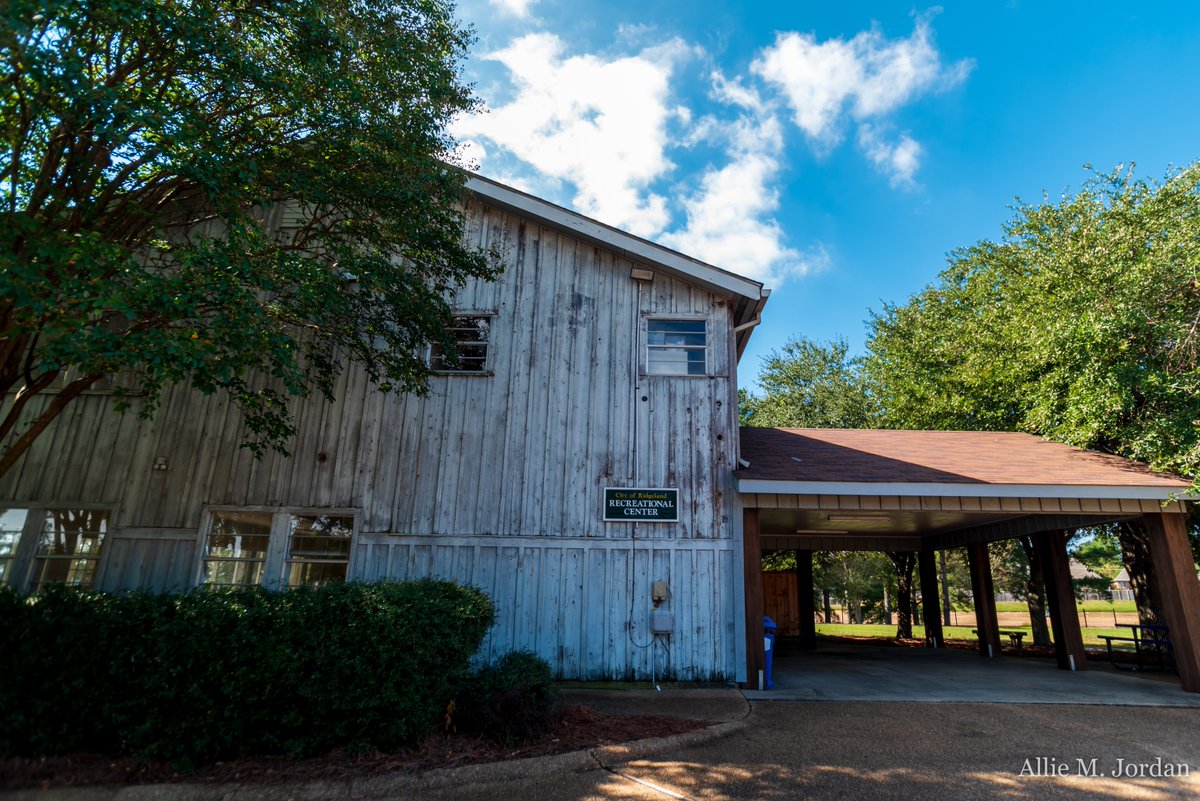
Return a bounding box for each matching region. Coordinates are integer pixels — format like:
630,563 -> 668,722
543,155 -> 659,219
448,1 -> 1200,390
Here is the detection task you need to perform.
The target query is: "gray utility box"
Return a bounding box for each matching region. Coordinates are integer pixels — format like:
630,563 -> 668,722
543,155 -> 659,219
651,611 -> 674,634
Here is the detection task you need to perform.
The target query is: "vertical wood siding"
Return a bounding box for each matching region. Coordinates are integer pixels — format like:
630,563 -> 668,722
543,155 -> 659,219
352,534 -> 737,680
0,199 -> 743,679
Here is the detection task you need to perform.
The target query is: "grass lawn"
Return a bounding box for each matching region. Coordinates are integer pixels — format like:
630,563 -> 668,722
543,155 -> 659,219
993,600 -> 1136,613
813,623 -> 1134,650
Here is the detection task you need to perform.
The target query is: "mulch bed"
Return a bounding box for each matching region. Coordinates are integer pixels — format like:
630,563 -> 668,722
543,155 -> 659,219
0,705 -> 710,792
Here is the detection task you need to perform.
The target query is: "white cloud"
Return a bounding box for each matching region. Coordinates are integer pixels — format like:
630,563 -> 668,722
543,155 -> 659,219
452,33 -> 692,237
660,79 -> 815,287
487,0 -> 537,19
858,124 -> 922,188
752,14 -> 970,180
454,16 -> 970,288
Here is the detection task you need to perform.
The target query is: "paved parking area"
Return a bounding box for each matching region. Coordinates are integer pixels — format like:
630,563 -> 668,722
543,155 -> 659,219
745,640 -> 1200,706
413,701 -> 1200,801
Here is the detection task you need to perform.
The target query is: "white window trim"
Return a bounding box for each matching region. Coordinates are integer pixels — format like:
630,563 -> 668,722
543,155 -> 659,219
196,506 -> 360,590
643,314 -> 711,378
426,311 -> 496,376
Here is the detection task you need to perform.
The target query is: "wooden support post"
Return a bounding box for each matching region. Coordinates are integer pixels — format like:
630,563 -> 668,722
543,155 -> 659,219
967,541 -> 1002,657
797,549 -> 817,650
1035,529 -> 1087,672
919,549 -> 943,648
742,508 -> 766,689
1143,513 -> 1200,692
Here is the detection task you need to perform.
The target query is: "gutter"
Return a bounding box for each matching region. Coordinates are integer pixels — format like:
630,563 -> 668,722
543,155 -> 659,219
735,289 -> 771,359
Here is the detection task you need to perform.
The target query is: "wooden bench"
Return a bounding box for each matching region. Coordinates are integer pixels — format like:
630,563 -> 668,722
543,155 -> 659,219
972,629 -> 1026,648
1099,624 -> 1174,672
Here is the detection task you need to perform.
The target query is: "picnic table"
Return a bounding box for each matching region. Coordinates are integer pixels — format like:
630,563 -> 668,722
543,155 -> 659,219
972,629 -> 1026,648
1099,624 -> 1174,672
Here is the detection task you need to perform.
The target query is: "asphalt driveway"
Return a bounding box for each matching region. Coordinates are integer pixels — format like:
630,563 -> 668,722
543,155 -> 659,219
423,701 -> 1200,801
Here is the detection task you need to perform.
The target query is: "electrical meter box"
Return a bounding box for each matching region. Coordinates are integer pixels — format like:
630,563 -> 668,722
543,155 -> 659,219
651,580 -> 669,602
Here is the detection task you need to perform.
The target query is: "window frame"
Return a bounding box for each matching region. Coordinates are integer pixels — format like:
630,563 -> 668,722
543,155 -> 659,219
644,315 -> 710,378
196,506 -> 359,590
426,312 -> 495,376
0,503 -> 118,593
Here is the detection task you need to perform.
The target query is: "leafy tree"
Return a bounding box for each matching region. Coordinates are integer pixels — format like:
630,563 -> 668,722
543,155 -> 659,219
937,548 -> 975,623
0,0 -> 497,478
1070,527 -> 1123,582
989,539 -> 1051,646
870,162 -> 1200,472
867,162 -> 1200,622
884,551 -> 917,638
741,335 -> 879,428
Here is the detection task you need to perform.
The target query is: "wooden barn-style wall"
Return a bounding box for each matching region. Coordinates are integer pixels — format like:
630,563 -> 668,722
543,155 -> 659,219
1,197 -> 744,680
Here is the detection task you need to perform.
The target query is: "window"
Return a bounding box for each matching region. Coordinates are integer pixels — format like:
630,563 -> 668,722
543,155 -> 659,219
0,506 -> 112,592
647,319 -> 707,376
200,509 -> 355,588
0,509 -> 28,586
24,509 -> 110,591
428,315 -> 492,373
202,511 -> 272,587
283,514 -> 353,586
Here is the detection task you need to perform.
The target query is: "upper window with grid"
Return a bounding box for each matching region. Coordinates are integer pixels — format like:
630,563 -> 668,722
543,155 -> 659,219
428,315 -> 492,374
647,319 -> 707,376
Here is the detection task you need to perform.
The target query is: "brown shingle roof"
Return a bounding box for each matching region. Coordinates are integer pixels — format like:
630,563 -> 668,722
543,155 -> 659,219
738,428 -> 1190,488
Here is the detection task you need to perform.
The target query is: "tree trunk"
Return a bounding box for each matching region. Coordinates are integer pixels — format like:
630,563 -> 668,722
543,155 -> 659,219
882,583 -> 892,625
1018,536 -> 1052,646
887,551 -> 917,639
939,550 -> 952,627
822,589 -> 832,623
0,372 -> 103,479
1117,520 -> 1165,625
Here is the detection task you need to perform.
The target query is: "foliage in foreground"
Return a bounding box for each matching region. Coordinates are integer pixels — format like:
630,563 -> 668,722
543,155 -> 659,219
0,580 -> 494,765
453,651 -> 562,745
0,0 -> 499,478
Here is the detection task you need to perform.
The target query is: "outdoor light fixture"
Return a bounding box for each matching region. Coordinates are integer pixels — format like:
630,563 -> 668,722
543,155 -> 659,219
630,267 -> 655,281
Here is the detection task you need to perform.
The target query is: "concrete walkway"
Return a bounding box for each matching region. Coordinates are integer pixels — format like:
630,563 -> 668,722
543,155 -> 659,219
745,641 -> 1200,706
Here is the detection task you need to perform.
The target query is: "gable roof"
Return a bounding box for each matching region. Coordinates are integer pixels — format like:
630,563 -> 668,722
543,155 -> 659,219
737,428 -> 1192,500
465,174 -> 768,337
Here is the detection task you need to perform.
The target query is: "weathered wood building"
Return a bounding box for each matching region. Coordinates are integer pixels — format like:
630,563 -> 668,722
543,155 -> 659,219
6,175 -> 1200,691
0,175 -> 769,681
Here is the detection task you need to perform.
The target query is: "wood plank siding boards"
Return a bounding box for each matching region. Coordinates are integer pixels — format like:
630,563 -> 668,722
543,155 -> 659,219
348,534 -> 734,681
0,197 -> 751,680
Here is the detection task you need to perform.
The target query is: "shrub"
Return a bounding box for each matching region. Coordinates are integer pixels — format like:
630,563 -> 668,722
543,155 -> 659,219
455,651 -> 561,744
0,580 -> 493,765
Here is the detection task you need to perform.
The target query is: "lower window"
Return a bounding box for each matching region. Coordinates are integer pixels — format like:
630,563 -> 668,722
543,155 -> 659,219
31,510 -> 110,591
0,506 -> 111,592
0,509 -> 29,587
201,509 -> 355,588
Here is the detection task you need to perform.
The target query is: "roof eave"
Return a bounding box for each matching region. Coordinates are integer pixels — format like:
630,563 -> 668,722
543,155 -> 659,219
735,478 -> 1196,501
465,174 -> 765,303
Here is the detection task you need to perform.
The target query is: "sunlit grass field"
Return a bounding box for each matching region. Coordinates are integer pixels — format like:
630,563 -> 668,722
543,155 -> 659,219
993,600 -> 1136,613
812,623 -> 1132,649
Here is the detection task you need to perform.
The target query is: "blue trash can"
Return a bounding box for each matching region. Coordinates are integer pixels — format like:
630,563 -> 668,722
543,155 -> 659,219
763,616 -> 778,689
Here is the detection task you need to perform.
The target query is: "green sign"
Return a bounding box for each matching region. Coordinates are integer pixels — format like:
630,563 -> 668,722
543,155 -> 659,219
604,488 -> 678,522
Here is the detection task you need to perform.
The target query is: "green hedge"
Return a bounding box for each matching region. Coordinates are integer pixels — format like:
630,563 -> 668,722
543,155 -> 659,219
455,650 -> 562,744
0,580 -> 493,765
